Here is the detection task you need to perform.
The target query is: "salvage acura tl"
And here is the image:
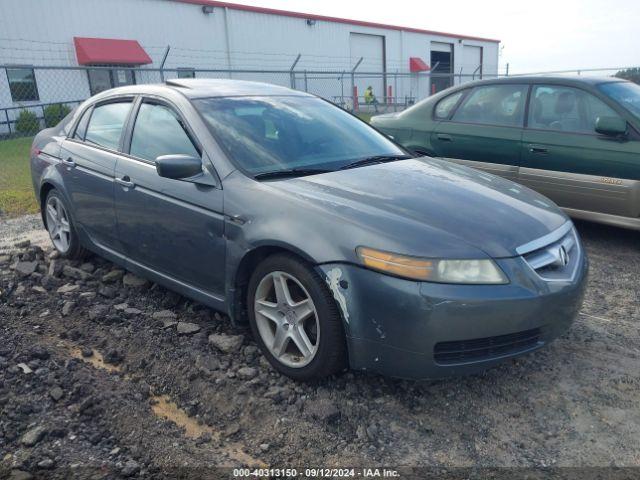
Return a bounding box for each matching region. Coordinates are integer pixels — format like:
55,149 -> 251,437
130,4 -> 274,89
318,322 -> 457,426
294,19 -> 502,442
30,79 -> 588,380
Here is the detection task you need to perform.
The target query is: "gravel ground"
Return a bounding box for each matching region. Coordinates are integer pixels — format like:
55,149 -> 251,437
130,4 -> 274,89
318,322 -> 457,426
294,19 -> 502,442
0,216 -> 638,479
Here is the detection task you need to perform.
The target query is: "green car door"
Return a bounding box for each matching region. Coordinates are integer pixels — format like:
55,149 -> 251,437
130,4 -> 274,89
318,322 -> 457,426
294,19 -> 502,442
430,83 -> 528,182
519,84 -> 640,220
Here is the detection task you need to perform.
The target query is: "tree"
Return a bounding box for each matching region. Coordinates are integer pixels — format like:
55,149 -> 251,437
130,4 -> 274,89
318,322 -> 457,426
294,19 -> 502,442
615,68 -> 640,84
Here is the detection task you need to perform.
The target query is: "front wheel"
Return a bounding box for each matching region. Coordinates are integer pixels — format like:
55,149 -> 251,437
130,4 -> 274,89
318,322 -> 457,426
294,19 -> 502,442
247,254 -> 347,380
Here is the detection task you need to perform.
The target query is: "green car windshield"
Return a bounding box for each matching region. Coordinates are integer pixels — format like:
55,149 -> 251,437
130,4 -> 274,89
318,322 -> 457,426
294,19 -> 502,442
598,81 -> 640,121
193,96 -> 405,175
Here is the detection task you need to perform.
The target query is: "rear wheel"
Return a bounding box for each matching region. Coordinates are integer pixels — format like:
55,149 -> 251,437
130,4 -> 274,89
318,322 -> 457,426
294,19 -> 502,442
247,254 -> 347,380
44,190 -> 87,260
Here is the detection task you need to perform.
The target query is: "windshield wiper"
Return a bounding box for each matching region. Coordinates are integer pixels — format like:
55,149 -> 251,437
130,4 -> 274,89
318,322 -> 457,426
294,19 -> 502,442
339,154 -> 412,171
253,168 -> 333,180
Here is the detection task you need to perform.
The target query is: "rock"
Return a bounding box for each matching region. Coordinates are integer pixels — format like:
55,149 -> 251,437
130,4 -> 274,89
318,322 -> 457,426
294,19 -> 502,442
260,443 -> 270,452
263,386 -> 288,401
61,301 -> 76,316
16,363 -> 33,374
14,239 -> 31,248
57,284 -> 79,294
305,398 -> 340,423
32,286 -> 47,294
62,265 -> 91,281
9,471 -> 33,480
98,285 -> 117,299
88,305 -> 108,321
208,333 -> 244,353
79,262 -> 95,273
161,320 -> 178,329
49,386 -> 64,402
79,291 -> 96,299
121,459 -> 140,477
176,322 -> 201,335
114,302 -> 129,311
101,269 -> 124,283
37,458 -> 55,470
104,350 -> 124,365
0,254 -> 11,265
15,261 -> 38,276
81,347 -> 94,358
123,273 -> 149,288
124,307 -> 142,316
152,310 -> 177,321
21,426 -> 46,447
47,259 -> 62,277
366,423 -> 378,440
31,346 -> 50,360
237,366 -> 258,380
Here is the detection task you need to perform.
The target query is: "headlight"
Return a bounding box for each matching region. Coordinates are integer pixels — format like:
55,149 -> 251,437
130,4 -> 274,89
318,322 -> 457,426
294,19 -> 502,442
356,247 -> 508,284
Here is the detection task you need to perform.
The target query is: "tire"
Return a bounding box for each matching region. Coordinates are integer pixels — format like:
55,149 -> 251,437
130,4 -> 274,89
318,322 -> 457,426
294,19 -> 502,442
247,253 -> 347,380
44,189 -> 88,260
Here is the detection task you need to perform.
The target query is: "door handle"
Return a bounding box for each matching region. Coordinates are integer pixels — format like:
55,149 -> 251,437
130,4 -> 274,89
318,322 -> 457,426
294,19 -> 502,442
61,157 -> 76,168
436,133 -> 453,142
115,176 -> 135,189
528,145 -> 548,154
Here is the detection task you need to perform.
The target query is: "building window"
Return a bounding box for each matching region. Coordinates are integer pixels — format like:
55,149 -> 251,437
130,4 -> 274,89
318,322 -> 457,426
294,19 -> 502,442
177,68 -> 195,79
6,67 -> 40,102
87,67 -> 136,95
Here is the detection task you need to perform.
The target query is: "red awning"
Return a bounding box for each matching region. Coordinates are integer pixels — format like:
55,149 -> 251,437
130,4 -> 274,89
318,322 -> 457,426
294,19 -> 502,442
409,57 -> 430,72
73,37 -> 152,65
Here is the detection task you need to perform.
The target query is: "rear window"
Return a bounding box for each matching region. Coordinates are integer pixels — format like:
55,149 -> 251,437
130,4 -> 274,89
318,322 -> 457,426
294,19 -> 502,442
84,101 -> 132,151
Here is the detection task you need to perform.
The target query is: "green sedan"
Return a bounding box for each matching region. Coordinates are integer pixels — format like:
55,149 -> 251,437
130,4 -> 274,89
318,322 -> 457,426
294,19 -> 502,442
371,76 -> 640,231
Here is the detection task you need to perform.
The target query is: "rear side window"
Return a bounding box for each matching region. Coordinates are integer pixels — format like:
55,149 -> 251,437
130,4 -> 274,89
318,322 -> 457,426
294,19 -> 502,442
84,101 -> 132,150
130,102 -> 199,162
453,84 -> 528,127
434,91 -> 464,119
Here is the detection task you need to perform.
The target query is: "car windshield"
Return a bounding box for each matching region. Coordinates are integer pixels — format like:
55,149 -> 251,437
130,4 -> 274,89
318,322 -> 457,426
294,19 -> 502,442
598,81 -> 640,121
193,96 -> 405,176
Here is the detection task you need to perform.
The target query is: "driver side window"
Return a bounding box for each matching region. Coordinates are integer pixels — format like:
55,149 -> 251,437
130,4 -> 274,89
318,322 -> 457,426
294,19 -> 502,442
130,102 -> 199,162
528,85 -> 621,134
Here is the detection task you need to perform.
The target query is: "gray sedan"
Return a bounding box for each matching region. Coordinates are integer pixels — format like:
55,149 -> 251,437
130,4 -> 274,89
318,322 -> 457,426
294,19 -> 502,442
30,79 -> 588,380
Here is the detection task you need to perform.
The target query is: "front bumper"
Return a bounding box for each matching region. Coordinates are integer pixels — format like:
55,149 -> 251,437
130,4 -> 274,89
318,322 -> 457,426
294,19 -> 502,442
318,252 -> 588,380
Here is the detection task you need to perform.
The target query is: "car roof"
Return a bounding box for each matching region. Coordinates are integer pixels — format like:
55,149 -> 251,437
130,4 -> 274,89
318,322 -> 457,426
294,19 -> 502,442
92,79 -> 312,101
456,75 -> 627,89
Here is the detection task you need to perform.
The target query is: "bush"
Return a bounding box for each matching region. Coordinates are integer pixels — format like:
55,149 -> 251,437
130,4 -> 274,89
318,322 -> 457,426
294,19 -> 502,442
43,103 -> 71,128
15,110 -> 40,135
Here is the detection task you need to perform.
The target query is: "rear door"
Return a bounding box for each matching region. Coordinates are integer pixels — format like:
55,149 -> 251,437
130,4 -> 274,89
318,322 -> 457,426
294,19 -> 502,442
114,97 -> 226,296
431,83 -> 528,181
59,98 -> 134,252
520,84 -> 640,218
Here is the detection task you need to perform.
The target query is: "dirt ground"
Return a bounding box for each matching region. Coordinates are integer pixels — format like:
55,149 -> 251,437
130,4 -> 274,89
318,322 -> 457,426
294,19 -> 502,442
0,215 -> 638,479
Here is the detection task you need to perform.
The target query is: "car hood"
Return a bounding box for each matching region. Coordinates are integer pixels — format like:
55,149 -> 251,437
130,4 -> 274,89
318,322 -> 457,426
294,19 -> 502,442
271,158 -> 568,259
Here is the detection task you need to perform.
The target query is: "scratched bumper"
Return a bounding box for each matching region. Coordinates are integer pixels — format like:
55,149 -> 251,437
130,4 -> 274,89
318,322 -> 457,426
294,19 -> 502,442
317,255 -> 588,380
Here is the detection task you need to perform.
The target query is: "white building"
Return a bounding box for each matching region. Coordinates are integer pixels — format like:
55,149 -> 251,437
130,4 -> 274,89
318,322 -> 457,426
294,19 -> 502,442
0,0 -> 499,131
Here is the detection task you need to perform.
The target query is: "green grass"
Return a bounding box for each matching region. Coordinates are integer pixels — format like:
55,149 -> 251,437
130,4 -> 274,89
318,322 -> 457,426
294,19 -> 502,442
355,112 -> 373,123
0,136 -> 38,217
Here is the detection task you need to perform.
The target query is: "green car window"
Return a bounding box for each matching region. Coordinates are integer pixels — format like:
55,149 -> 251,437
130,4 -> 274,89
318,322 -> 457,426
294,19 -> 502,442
434,91 -> 464,119
528,85 -> 621,134
598,81 -> 640,122
452,84 -> 527,127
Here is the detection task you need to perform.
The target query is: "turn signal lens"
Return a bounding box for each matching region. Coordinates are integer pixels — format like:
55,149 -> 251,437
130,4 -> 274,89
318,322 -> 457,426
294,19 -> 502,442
356,247 -> 508,284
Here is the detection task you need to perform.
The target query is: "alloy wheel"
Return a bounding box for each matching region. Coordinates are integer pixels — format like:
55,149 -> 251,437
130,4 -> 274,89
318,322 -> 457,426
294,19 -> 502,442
45,195 -> 71,253
254,271 -> 320,368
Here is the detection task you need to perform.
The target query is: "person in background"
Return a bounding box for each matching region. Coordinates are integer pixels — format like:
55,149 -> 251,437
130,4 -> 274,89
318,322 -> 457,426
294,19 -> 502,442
364,85 -> 379,112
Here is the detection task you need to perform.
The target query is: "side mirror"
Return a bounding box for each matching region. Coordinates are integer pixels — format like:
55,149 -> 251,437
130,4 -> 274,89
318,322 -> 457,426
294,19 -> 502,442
595,116 -> 627,137
156,154 -> 203,180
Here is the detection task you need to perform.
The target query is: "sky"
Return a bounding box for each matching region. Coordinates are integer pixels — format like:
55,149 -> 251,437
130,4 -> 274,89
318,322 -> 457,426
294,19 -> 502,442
223,0 -> 640,74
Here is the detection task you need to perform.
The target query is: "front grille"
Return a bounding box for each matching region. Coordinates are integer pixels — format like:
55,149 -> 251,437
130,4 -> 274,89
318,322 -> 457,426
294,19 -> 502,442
519,224 -> 581,282
434,328 -> 542,365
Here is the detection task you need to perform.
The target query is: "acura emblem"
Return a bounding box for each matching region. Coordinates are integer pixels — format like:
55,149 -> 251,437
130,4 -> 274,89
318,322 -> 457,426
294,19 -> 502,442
556,246 -> 569,266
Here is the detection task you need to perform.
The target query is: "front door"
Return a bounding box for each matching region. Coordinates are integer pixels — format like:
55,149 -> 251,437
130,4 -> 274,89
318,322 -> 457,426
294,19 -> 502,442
59,99 -> 134,251
520,84 -> 640,218
114,98 -> 226,296
431,83 -> 528,181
